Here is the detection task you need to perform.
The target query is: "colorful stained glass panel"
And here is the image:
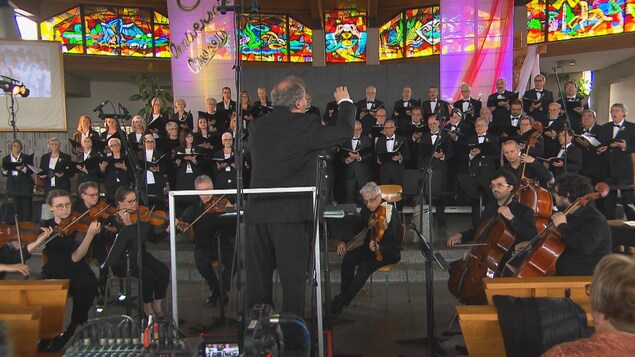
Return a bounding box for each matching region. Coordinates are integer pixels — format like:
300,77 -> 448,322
547,0 -> 625,42
40,6 -> 84,54
527,0 -> 547,43
289,16 -> 312,62
240,14 -> 289,62
405,7 -> 440,58
325,10 -> 367,63
153,12 -> 170,58
83,6 -> 155,57
625,0 -> 635,31
379,13 -> 403,60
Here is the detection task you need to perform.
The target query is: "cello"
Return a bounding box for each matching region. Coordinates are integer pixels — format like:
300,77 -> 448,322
503,182 -> 609,277
447,187 -> 518,305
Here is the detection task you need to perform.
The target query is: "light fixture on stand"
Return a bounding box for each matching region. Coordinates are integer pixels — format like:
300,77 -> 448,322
1,75 -> 30,139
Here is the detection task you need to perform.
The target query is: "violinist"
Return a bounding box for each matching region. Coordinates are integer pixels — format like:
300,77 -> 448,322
515,174 -> 611,276
330,182 -> 402,317
138,134 -> 166,210
100,138 -> 131,203
501,139 -> 553,188
40,189 -> 101,351
1,139 -> 35,221
514,117 -> 544,158
175,175 -> 235,306
0,226 -> 52,279
101,186 -> 169,318
447,169 -> 537,248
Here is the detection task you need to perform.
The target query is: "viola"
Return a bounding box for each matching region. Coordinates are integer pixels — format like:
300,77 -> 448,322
447,189 -> 519,304
0,221 -> 42,245
370,204 -> 387,261
127,205 -> 169,228
175,195 -> 232,232
503,182 -> 609,277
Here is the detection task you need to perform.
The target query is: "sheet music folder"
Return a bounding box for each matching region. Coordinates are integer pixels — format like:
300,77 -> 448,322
100,224 -> 147,270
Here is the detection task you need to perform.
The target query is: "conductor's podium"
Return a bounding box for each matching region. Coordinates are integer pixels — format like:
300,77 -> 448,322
456,276 -> 593,357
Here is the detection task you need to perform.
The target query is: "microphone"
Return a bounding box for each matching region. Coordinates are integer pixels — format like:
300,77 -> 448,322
318,154 -> 331,160
118,102 -> 129,114
549,65 -> 563,71
93,100 -> 109,112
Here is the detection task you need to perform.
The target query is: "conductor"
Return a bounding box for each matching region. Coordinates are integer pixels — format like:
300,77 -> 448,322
245,78 -> 355,319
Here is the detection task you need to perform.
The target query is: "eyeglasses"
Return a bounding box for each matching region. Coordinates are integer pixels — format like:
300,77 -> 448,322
585,283 -> 591,296
363,194 -> 381,204
54,202 -> 72,209
82,193 -> 99,198
489,183 -> 510,189
109,143 -> 121,147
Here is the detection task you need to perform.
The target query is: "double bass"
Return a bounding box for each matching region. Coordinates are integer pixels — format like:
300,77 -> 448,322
503,182 -> 609,277
447,189 -> 518,305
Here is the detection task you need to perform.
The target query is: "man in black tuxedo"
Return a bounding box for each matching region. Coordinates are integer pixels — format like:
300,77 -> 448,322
392,86 -> 421,123
419,114 -> 453,226
597,103 -> 635,220
463,117 -> 500,225
246,78 -> 355,319
496,98 -> 523,138
376,119 -> 409,187
361,107 -> 387,140
355,86 -> 384,121
542,102 -> 566,158
523,74 -> 553,124
403,107 -> 427,169
575,109 -> 603,183
454,84 -> 482,124
514,116 -> 544,158
487,78 -> 517,126
421,86 -> 450,123
341,121 -> 373,203
550,129 -> 582,179
556,81 -> 588,134
444,109 -> 474,202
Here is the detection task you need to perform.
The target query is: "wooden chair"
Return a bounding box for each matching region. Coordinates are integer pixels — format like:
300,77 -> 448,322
0,306 -> 42,356
369,185 -> 411,312
0,280 -> 69,340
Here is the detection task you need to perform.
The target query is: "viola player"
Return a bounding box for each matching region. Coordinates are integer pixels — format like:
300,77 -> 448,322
176,175 -> 236,306
0,226 -> 52,279
329,181 -> 402,317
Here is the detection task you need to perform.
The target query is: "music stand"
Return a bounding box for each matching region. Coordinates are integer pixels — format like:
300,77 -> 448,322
100,224 -> 147,317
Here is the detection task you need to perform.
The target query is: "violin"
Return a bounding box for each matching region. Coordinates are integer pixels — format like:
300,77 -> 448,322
343,203 -> 388,261
176,195 -> 232,232
0,221 -> 42,245
447,187 -> 519,304
503,182 -> 609,277
125,205 -> 169,228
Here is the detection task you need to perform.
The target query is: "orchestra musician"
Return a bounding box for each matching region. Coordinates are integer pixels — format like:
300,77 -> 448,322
0,226 -> 52,279
40,189 -> 101,351
515,174 -> 610,276
501,139 -> 553,187
1,139 -> 35,221
447,169 -> 537,248
330,182 -> 402,316
176,175 -> 236,306
101,186 -> 169,319
172,98 -> 193,133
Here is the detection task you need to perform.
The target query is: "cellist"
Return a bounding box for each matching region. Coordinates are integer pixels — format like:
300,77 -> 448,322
501,139 -> 553,188
329,181 -> 403,317
514,174 -> 611,276
447,169 -> 537,248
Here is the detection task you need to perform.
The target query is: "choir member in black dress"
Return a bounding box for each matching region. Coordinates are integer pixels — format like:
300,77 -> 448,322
176,175 -> 236,305
172,98 -> 194,133
213,132 -> 239,191
174,130 -> 203,215
202,97 -> 223,134
250,87 -> 273,119
522,74 -> 553,124
100,138 -> 132,203
72,115 -> 101,156
138,134 -> 166,210
127,115 -> 147,153
101,117 -> 123,156
40,189 -> 101,351
216,87 -> 237,130
556,80 -> 588,134
487,78 -> 517,126
239,91 -> 253,128
102,186 -> 169,318
195,116 -> 219,179
75,136 -> 103,187
1,139 -> 35,221
38,137 -> 73,195
453,84 -> 482,124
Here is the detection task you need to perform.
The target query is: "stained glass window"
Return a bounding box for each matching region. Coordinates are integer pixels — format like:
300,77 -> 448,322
40,5 -> 170,58
40,6 -> 84,54
241,14 -> 289,62
379,13 -> 403,60
325,10 -> 367,63
548,0 -> 624,41
405,7 -> 440,58
627,0 -> 635,32
289,16 -> 313,62
527,0 -> 547,43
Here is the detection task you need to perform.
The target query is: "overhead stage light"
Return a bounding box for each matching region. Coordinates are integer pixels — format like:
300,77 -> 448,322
11,84 -> 29,97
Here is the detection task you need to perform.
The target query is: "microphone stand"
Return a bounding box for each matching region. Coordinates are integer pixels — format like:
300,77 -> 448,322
552,67 -> 572,172
396,118 -> 447,356
104,104 -> 145,324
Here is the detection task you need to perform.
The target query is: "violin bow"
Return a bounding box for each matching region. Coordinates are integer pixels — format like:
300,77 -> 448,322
178,195 -> 228,233
14,214 -> 28,280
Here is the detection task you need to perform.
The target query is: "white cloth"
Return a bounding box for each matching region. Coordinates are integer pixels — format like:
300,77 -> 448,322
386,137 -> 395,152
145,150 -> 155,184
48,156 -> 59,186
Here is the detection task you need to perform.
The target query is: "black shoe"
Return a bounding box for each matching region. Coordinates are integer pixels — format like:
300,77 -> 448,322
47,325 -> 77,351
206,290 -> 219,306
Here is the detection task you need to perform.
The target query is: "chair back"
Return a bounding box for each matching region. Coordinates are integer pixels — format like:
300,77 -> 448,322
379,184 -> 402,203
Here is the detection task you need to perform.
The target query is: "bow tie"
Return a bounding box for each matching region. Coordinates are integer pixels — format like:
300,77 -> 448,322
430,100 -> 437,103
561,146 -> 567,150
567,97 -> 576,101
431,132 -> 439,135
614,124 -> 622,128
386,138 -> 394,141
511,117 -> 519,120
367,101 -> 374,104
536,90 -> 542,93
451,126 -> 457,130
352,137 -> 359,140
478,135 -> 486,138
